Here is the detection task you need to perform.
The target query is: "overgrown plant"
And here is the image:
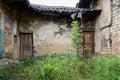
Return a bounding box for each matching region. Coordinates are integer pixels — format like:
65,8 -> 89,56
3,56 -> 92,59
0,54 -> 120,80
69,21 -> 83,57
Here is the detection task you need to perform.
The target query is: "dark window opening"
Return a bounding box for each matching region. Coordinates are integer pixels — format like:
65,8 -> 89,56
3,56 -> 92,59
77,0 -> 98,8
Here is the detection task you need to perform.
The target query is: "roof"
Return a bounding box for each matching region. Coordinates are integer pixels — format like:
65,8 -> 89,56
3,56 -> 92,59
2,0 -> 101,17
77,0 -> 91,8
2,0 -> 97,12
31,4 -> 81,13
30,4 -> 101,16
2,0 -> 30,10
2,0 -> 29,3
30,4 -> 86,15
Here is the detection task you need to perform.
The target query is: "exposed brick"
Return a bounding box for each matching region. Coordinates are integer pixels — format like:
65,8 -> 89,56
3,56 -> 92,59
111,0 -> 120,53
4,26 -> 14,58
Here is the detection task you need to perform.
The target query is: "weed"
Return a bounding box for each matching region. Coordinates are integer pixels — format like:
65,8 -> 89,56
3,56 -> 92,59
0,54 -> 120,80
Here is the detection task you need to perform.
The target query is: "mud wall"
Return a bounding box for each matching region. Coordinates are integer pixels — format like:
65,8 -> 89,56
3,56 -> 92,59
33,20 -> 72,56
18,13 -> 75,57
0,1 -> 17,59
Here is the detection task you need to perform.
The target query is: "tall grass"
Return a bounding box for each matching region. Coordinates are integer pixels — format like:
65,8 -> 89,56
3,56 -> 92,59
0,54 -> 120,80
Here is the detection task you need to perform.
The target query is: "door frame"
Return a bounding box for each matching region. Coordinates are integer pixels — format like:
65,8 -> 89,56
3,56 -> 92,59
20,33 -> 33,59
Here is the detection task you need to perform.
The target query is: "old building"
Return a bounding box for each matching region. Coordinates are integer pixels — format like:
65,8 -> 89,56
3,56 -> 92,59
78,0 -> 120,54
2,0 -> 119,59
111,0 -> 120,53
0,0 -> 101,59
77,0 -> 112,54
0,0 -> 18,59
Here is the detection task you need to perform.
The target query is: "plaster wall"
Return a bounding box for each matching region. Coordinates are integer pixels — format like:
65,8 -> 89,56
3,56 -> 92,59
18,14 -> 76,57
33,20 -> 74,57
0,2 -> 17,59
0,1 -> 4,58
94,0 -> 112,52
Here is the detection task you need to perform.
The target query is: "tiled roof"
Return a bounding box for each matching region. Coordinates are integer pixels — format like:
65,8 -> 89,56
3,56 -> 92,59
2,0 -> 101,16
30,4 -> 85,14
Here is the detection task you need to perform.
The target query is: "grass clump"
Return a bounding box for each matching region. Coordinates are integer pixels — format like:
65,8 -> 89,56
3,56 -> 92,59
0,54 -> 120,80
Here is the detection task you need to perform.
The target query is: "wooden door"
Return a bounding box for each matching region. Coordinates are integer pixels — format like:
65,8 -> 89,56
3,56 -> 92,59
20,33 -> 33,59
83,31 -> 94,57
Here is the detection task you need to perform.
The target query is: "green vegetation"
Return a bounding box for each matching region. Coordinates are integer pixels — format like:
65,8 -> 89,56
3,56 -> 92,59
69,21 -> 83,56
0,54 -> 120,80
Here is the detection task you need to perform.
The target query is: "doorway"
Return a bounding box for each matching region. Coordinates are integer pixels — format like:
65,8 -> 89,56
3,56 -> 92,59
20,33 -> 33,59
83,31 -> 94,57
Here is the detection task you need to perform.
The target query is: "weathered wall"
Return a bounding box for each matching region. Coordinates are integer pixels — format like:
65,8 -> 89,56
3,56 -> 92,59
0,1 -> 4,58
17,13 -> 75,58
33,19 -> 74,57
0,1 -> 17,59
111,0 -> 120,53
3,8 -> 13,58
94,0 -> 112,52
0,29 -> 3,58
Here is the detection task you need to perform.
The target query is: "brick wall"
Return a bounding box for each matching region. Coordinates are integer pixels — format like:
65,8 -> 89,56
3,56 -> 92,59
4,26 -> 14,58
111,0 -> 120,53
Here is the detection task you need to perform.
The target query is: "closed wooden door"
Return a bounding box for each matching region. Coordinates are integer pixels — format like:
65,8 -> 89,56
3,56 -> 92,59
20,33 -> 33,59
83,31 -> 94,57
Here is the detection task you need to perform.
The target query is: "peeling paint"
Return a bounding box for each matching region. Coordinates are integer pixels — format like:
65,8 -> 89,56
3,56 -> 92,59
0,29 -> 3,58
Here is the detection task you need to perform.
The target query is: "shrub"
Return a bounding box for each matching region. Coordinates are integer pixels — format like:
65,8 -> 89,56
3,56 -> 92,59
69,21 -> 83,57
0,54 -> 120,80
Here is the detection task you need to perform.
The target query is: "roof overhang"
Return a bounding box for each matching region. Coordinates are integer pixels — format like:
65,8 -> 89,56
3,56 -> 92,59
71,9 -> 101,20
30,4 -> 88,16
2,0 -> 29,4
82,9 -> 101,21
77,0 -> 91,8
1,0 -> 101,20
2,0 -> 30,11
